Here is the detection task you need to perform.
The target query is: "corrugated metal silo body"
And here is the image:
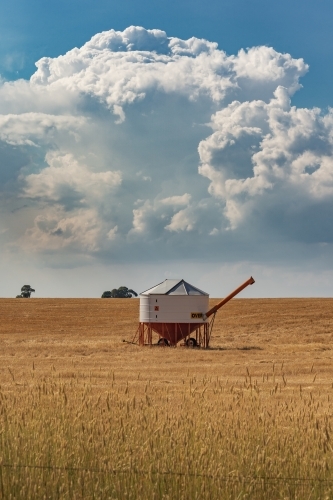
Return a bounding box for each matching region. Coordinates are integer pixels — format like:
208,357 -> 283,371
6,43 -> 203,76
140,295 -> 209,323
138,279 -> 209,345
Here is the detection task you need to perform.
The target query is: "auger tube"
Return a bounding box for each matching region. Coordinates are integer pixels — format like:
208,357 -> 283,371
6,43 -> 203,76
205,276 -> 255,319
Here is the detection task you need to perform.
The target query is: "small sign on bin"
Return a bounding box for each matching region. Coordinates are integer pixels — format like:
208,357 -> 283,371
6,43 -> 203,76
191,312 -> 203,319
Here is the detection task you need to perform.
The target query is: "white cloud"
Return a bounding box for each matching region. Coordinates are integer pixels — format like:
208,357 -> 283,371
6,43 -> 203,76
21,207 -> 103,253
23,151 -> 122,205
129,193 -> 195,238
0,25 -> 331,277
165,207 -> 196,232
113,105 -> 125,124
0,113 -> 85,145
160,193 -> 191,206
199,86 -> 333,232
231,47 -> 307,90
27,26 -> 307,114
107,225 -> 118,240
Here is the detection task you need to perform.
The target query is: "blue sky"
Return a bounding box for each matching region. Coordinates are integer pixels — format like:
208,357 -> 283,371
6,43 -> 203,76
1,0 -> 333,298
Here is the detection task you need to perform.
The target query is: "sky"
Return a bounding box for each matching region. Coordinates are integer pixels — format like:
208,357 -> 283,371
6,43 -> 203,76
1,0 -> 333,298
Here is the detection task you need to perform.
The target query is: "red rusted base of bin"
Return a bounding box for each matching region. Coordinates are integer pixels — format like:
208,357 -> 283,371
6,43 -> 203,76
132,320 -> 214,348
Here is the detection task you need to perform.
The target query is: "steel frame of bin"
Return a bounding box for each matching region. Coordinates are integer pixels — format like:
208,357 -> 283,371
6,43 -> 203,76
132,313 -> 216,348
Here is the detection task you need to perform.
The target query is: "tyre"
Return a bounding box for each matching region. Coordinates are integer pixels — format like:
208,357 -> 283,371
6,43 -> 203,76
157,338 -> 170,346
186,337 -> 198,348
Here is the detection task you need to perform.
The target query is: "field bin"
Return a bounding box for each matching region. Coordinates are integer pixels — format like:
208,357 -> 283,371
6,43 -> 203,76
132,277 -> 255,347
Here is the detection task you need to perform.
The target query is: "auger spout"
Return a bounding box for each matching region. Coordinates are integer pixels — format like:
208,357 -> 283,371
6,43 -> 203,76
205,276 -> 255,319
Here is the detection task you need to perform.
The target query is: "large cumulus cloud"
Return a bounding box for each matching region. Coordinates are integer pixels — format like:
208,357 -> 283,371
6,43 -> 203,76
199,86 -> 333,242
0,26 -> 332,270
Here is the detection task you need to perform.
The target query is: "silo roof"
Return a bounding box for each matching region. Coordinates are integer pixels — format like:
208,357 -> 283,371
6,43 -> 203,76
141,279 -> 208,296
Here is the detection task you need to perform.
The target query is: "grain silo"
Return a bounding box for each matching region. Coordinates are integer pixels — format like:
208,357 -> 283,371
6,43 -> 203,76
132,276 -> 255,347
139,279 -> 209,347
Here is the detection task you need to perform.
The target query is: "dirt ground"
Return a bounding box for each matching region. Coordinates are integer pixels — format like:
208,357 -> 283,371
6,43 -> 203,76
0,298 -> 332,396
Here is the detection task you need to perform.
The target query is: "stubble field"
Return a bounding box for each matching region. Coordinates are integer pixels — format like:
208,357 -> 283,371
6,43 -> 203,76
0,298 -> 333,499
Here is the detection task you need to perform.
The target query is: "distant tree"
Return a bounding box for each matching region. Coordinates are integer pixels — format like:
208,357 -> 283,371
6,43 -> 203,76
101,286 -> 137,298
116,286 -> 132,298
16,285 -> 35,298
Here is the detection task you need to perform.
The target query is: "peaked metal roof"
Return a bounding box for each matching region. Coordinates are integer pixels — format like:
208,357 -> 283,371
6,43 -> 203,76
141,279 -> 208,296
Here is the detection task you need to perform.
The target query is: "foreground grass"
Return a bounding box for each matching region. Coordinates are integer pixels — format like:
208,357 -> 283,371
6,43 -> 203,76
1,298 -> 333,498
1,367 -> 333,499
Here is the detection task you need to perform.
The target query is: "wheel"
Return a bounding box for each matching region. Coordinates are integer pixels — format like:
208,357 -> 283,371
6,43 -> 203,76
186,337 -> 198,348
157,338 -> 170,346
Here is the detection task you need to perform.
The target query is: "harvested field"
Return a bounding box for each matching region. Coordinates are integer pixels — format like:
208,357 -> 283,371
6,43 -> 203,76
1,298 -> 332,387
0,298 -> 333,499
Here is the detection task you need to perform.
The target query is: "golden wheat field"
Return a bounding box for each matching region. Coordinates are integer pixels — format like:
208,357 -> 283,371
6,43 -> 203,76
0,297 -> 333,499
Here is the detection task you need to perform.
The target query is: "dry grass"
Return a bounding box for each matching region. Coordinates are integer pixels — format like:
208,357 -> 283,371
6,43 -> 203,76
0,298 -> 333,499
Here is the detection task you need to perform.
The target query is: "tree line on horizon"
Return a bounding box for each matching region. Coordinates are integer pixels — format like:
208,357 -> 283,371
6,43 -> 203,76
14,284 -> 137,299
101,286 -> 137,298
